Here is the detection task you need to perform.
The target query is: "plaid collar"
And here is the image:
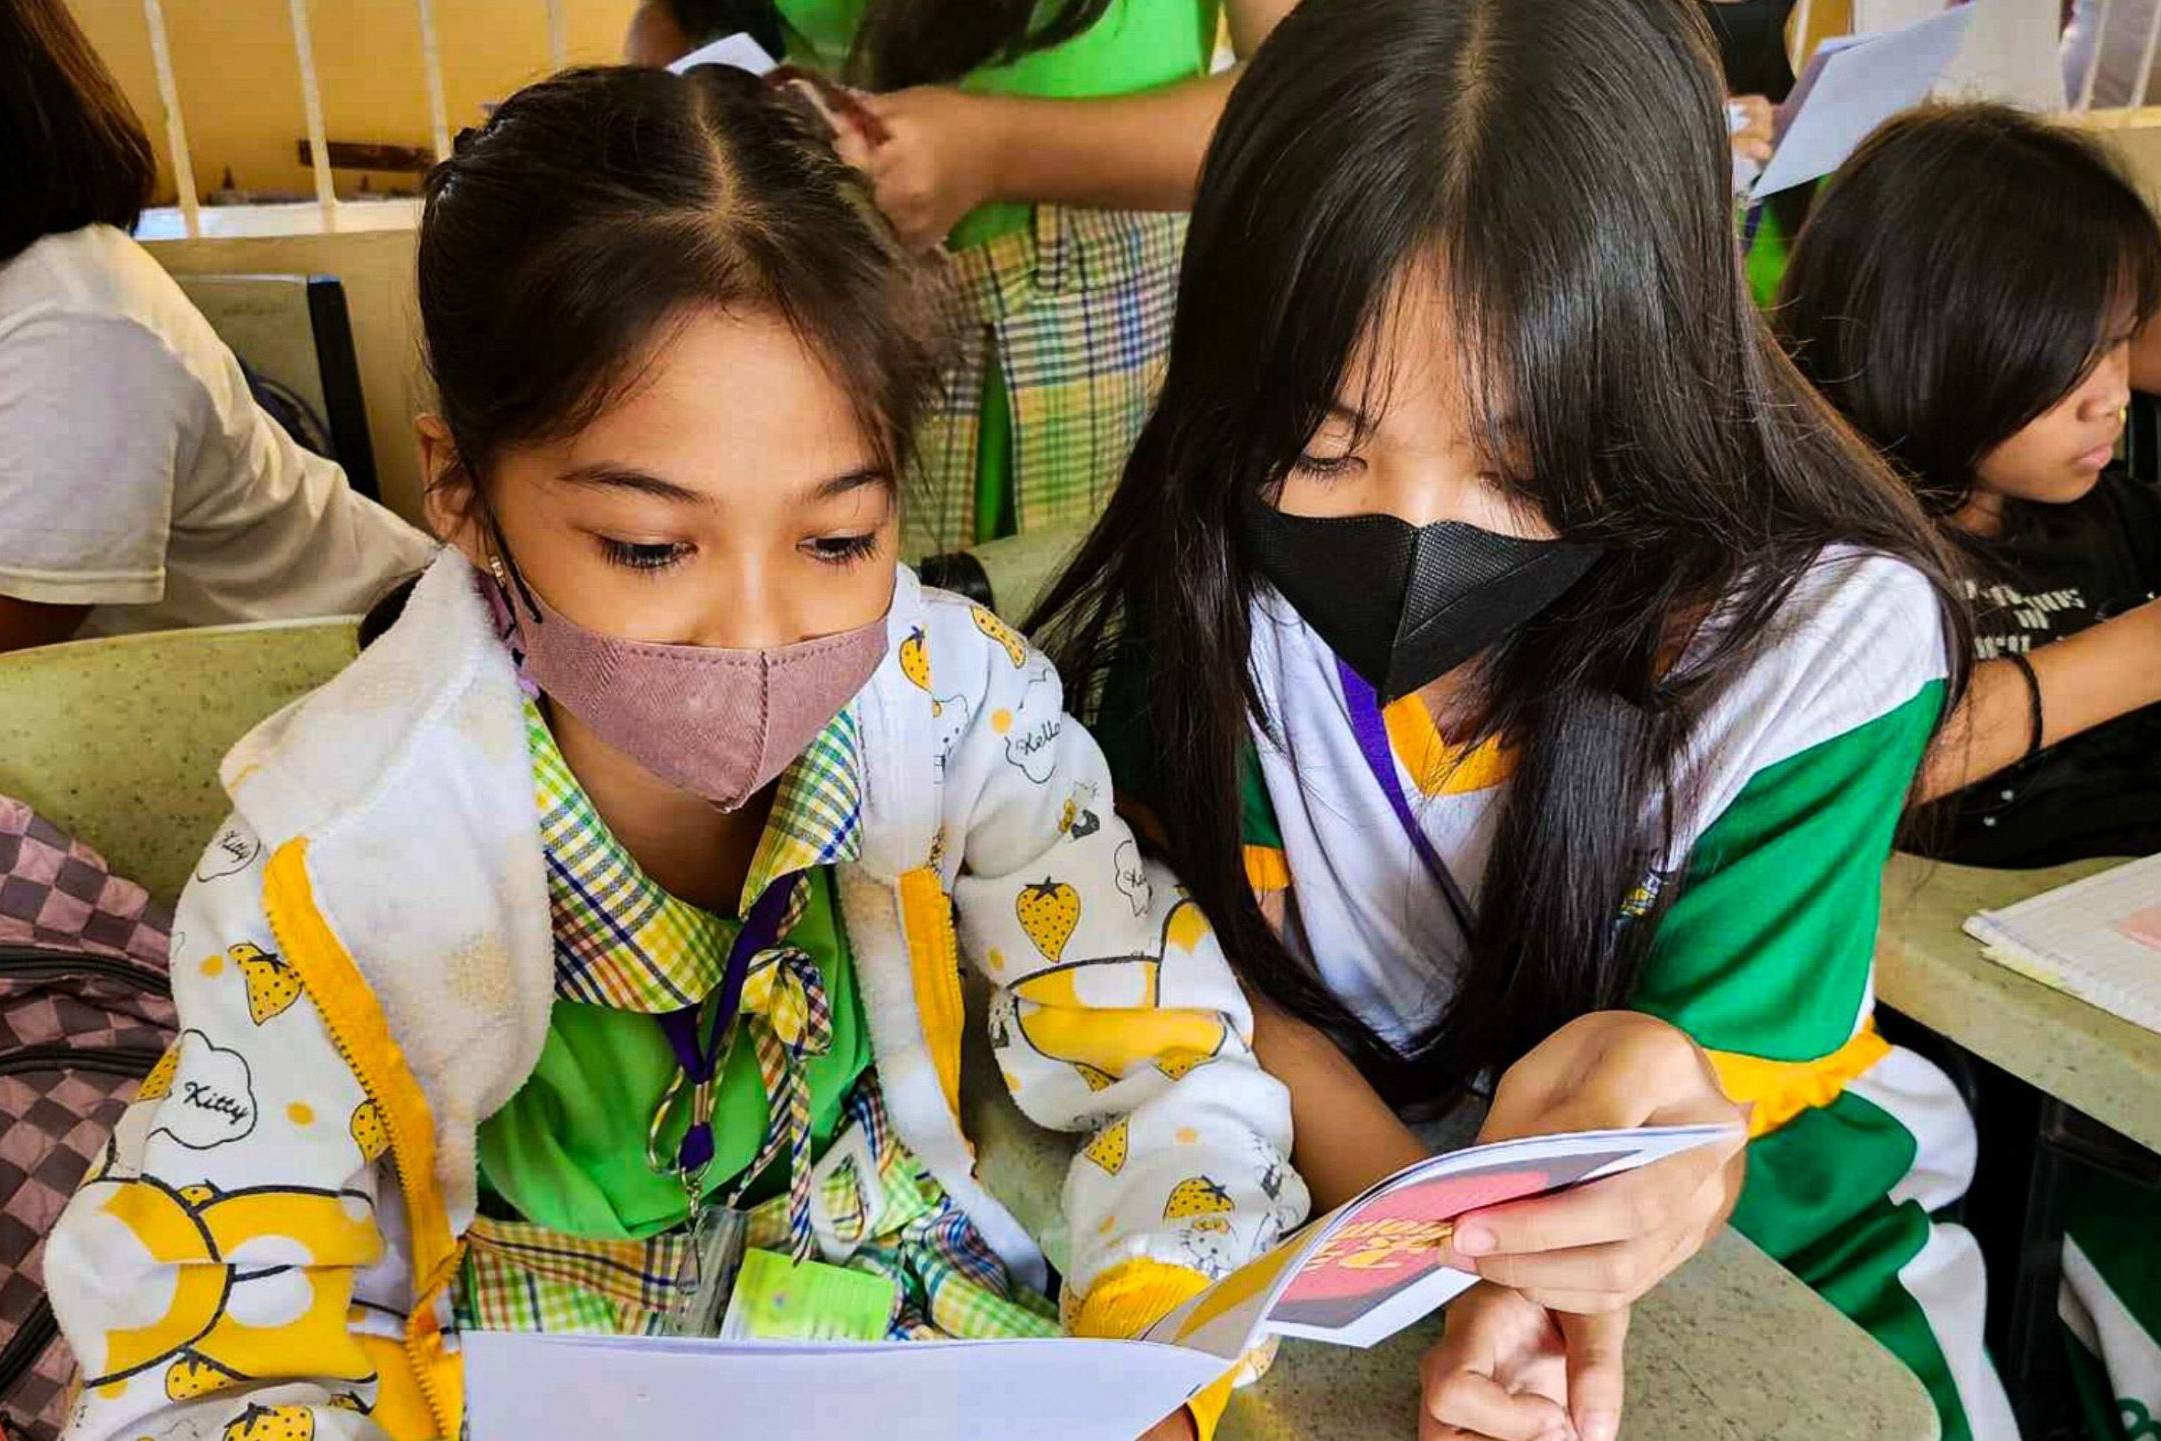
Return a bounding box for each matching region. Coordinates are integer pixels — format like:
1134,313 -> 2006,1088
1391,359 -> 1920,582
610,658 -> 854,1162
524,695 -> 864,1010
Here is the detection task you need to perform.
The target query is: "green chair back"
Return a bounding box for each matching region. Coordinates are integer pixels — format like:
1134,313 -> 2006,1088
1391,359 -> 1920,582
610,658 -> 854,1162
969,520 -> 1088,628
0,526 -> 1088,910
0,620 -> 359,906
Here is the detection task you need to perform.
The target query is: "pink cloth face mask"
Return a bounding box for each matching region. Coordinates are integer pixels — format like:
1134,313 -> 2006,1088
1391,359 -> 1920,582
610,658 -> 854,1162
492,554 -> 889,812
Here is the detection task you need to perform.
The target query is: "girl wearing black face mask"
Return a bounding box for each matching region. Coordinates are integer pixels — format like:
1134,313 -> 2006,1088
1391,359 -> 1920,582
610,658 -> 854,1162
1035,1 -> 2002,1439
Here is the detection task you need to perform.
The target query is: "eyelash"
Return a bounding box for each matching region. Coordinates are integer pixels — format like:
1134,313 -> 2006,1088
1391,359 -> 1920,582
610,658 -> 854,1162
595,533 -> 881,573
1293,453 -> 1363,479
806,533 -> 880,567
598,538 -> 691,572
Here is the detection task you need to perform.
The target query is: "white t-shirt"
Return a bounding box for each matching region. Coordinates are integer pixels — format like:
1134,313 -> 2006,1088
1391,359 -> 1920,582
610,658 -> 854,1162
0,224 -> 434,638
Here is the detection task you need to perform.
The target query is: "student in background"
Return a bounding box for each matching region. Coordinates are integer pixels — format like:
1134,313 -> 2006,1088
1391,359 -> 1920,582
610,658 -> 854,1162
624,0 -> 1294,556
43,65 -> 1304,1441
1031,0 -> 2013,1435
1779,104 -> 2161,870
1698,0 -> 1818,303
1780,106 -> 2161,1441
0,0 -> 432,653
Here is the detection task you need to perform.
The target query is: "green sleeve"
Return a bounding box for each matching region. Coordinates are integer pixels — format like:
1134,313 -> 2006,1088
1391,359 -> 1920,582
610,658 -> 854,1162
1240,743 -> 1284,851
1632,680 -> 1943,1061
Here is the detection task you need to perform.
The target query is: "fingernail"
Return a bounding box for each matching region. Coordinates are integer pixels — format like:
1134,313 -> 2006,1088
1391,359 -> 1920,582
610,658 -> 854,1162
1581,1410 -> 1619,1441
1453,1223 -> 1496,1256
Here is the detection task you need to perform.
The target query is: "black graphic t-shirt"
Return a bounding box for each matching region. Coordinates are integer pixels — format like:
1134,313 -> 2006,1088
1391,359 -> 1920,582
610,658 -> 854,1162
1917,467 -> 2161,867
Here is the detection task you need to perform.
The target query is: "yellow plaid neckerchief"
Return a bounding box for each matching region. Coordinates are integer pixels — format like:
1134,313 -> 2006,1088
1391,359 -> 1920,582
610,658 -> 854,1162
728,940 -> 831,1260
524,696 -> 864,1257
524,696 -> 865,1010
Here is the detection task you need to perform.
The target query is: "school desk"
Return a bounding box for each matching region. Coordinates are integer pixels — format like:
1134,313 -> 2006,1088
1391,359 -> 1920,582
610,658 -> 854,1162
1214,1226 -> 1937,1441
960,1013 -> 1942,1441
1875,853 -> 2161,1435
1876,854 -> 2161,1155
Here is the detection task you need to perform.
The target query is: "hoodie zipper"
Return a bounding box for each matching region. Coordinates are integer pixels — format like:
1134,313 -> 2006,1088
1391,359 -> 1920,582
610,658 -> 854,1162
260,870 -> 461,1439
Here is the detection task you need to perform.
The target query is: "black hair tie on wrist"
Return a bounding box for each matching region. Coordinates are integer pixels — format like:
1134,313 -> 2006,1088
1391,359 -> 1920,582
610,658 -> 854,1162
2006,651 -> 2044,760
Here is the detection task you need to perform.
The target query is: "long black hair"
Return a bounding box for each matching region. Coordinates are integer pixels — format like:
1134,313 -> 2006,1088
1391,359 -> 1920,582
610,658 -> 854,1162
1778,104 -> 2161,524
654,0 -> 1113,89
0,0 -> 157,263
1032,0 -> 1970,1102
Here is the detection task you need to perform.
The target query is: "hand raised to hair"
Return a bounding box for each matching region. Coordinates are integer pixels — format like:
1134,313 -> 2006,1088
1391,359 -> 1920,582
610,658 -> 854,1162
845,86 -> 1006,251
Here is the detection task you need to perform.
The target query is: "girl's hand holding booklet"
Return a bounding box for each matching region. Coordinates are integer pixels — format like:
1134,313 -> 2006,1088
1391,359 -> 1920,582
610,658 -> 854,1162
465,1123 -> 1740,1441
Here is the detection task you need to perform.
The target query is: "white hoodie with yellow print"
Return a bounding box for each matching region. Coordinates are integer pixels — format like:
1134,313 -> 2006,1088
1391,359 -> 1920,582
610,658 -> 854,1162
43,553 -> 1306,1441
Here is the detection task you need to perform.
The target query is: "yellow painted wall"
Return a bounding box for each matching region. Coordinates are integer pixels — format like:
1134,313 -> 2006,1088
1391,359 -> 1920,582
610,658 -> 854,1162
68,0 -> 637,205
2076,108 -> 2161,210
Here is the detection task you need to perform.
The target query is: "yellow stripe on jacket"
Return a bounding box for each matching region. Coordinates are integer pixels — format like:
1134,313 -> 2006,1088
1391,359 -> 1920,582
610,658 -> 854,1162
264,839 -> 466,1441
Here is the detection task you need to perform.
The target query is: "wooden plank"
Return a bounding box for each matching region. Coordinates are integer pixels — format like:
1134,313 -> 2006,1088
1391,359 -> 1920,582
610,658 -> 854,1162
297,139 -> 435,174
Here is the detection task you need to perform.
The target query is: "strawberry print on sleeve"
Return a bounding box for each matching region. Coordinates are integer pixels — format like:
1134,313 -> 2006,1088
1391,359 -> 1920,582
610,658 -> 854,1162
920,590 -> 1308,1340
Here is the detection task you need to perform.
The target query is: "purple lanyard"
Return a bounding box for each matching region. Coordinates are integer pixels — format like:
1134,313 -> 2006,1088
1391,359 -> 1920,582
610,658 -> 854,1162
1335,659 -> 1478,939
656,872 -> 798,1175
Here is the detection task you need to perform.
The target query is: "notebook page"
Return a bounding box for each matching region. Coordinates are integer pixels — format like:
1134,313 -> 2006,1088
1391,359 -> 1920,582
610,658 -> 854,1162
1964,854 -> 2161,1034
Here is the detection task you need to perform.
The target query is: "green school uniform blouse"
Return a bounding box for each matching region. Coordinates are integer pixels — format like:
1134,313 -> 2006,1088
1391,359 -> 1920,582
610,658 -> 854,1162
474,698 -> 874,1243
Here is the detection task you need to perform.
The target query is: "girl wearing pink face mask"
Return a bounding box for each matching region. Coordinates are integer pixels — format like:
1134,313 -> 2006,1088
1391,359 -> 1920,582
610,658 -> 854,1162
43,66 -> 1301,1441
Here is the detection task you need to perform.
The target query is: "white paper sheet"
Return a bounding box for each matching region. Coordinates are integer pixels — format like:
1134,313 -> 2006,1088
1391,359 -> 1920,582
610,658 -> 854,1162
1753,5 -> 1976,197
463,1123 -> 1743,1441
465,1334 -> 1221,1441
1854,0 -> 1951,31
667,32 -> 778,76
1143,1124 -> 1740,1356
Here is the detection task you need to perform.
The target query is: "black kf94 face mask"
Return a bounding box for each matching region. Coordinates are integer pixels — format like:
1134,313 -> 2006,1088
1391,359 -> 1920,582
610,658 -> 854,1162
1241,493 -> 1605,703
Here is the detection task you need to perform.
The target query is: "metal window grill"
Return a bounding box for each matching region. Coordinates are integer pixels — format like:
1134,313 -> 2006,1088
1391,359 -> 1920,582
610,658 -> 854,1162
134,0 -> 490,237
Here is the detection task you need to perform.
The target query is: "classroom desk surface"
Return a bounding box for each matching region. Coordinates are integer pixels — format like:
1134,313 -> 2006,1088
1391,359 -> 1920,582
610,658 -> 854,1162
1877,853 -> 2161,1153
1216,1226 -> 1935,1441
963,1027 -> 1940,1441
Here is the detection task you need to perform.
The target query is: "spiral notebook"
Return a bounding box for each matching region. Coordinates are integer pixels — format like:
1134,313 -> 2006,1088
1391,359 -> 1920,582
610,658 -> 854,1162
1964,854 -> 2161,1035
